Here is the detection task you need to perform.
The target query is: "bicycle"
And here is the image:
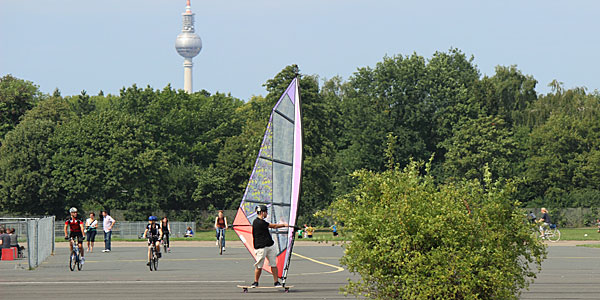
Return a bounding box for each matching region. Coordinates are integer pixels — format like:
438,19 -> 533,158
67,236 -> 84,271
161,233 -> 169,253
148,239 -> 159,271
541,224 -> 561,242
217,229 -> 225,255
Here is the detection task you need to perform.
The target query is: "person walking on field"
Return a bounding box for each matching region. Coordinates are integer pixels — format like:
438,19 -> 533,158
101,211 -> 115,253
250,205 -> 288,288
215,210 -> 228,252
85,212 -> 98,252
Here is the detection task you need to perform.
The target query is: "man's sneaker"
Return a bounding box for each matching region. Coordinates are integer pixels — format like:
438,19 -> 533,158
250,282 -> 258,288
80,257 -> 85,265
274,281 -> 282,287
222,247 -> 225,252
102,249 -> 107,253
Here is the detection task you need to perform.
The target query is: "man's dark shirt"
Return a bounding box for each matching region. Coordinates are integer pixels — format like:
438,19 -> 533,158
0,233 -> 11,249
252,218 -> 274,249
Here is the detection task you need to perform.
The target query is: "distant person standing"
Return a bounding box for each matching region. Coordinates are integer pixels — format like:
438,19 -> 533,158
102,211 -> 116,253
85,212 -> 98,252
306,225 -> 315,238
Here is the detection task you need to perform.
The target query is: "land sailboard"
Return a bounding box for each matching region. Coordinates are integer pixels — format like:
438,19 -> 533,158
233,78 -> 302,284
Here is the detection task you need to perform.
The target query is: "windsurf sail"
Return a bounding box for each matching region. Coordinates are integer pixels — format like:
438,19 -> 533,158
233,78 -> 302,283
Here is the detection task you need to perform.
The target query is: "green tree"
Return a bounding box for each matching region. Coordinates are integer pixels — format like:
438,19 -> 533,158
441,116 -> 520,182
0,75 -> 42,141
0,97 -> 74,215
50,110 -> 169,218
321,162 -> 546,299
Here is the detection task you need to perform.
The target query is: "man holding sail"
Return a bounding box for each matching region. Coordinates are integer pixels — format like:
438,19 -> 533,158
251,204 -> 288,288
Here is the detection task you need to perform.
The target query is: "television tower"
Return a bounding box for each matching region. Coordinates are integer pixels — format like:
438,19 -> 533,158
175,0 -> 202,93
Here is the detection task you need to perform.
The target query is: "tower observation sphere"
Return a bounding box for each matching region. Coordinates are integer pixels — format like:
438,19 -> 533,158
175,0 -> 202,93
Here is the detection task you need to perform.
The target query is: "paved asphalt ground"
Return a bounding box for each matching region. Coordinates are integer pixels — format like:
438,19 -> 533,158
0,240 -> 352,300
2,241 -> 600,299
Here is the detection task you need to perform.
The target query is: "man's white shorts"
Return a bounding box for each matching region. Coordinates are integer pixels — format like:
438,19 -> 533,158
254,243 -> 278,269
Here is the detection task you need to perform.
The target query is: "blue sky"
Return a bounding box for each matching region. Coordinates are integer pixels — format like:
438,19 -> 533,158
1,0 -> 598,100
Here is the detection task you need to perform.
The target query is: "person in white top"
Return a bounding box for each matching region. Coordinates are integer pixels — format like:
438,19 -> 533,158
101,211 -> 116,253
85,212 -> 98,252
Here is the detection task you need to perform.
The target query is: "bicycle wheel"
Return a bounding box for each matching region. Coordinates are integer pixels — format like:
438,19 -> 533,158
219,235 -> 223,255
69,252 -> 76,271
77,255 -> 82,271
548,229 -> 561,242
153,252 -> 159,271
149,248 -> 154,271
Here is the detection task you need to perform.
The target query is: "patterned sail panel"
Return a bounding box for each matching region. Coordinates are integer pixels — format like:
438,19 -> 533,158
233,78 -> 302,280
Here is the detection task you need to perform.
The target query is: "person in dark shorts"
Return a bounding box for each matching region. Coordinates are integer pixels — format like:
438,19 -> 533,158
85,212 -> 98,252
143,216 -> 162,266
250,205 -> 288,288
64,207 -> 85,264
161,217 -> 171,252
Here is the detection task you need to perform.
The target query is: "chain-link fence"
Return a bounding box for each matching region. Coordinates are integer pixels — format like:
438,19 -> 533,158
0,216 -> 55,269
54,221 -> 195,239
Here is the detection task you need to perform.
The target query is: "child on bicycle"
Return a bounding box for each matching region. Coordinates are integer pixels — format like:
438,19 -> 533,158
64,207 -> 85,264
143,216 -> 162,266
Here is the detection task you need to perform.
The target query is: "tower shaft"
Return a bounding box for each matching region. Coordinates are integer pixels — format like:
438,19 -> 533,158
184,58 -> 193,94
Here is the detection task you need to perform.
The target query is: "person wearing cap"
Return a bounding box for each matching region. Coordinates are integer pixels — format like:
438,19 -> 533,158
250,205 -> 289,288
143,216 -> 162,266
64,207 -> 85,264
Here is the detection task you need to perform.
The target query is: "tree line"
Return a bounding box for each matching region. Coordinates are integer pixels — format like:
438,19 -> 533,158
1,48 -> 599,221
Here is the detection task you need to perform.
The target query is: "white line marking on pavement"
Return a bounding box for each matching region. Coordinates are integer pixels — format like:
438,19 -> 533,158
0,280 -> 244,285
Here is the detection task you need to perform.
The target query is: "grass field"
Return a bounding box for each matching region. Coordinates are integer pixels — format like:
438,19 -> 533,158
55,227 -> 600,242
56,228 -> 349,242
554,227 -> 600,241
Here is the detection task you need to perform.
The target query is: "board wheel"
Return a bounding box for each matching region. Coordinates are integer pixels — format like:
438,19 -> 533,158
285,287 -> 289,293
243,288 -> 248,293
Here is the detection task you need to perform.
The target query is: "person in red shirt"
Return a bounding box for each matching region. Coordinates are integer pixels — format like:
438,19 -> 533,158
64,207 -> 85,264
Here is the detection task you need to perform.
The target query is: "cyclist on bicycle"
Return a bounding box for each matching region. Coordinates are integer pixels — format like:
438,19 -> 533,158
161,216 -> 171,253
214,210 -> 228,251
63,207 -> 85,264
536,207 -> 552,238
143,216 -> 162,266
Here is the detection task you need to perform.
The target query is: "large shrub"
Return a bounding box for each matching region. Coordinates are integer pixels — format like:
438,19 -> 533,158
322,162 -> 546,299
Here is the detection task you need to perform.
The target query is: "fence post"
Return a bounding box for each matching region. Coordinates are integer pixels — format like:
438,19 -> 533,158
52,216 -> 55,255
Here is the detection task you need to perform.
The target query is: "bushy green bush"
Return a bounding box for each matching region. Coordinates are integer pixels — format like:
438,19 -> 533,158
321,162 -> 546,299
